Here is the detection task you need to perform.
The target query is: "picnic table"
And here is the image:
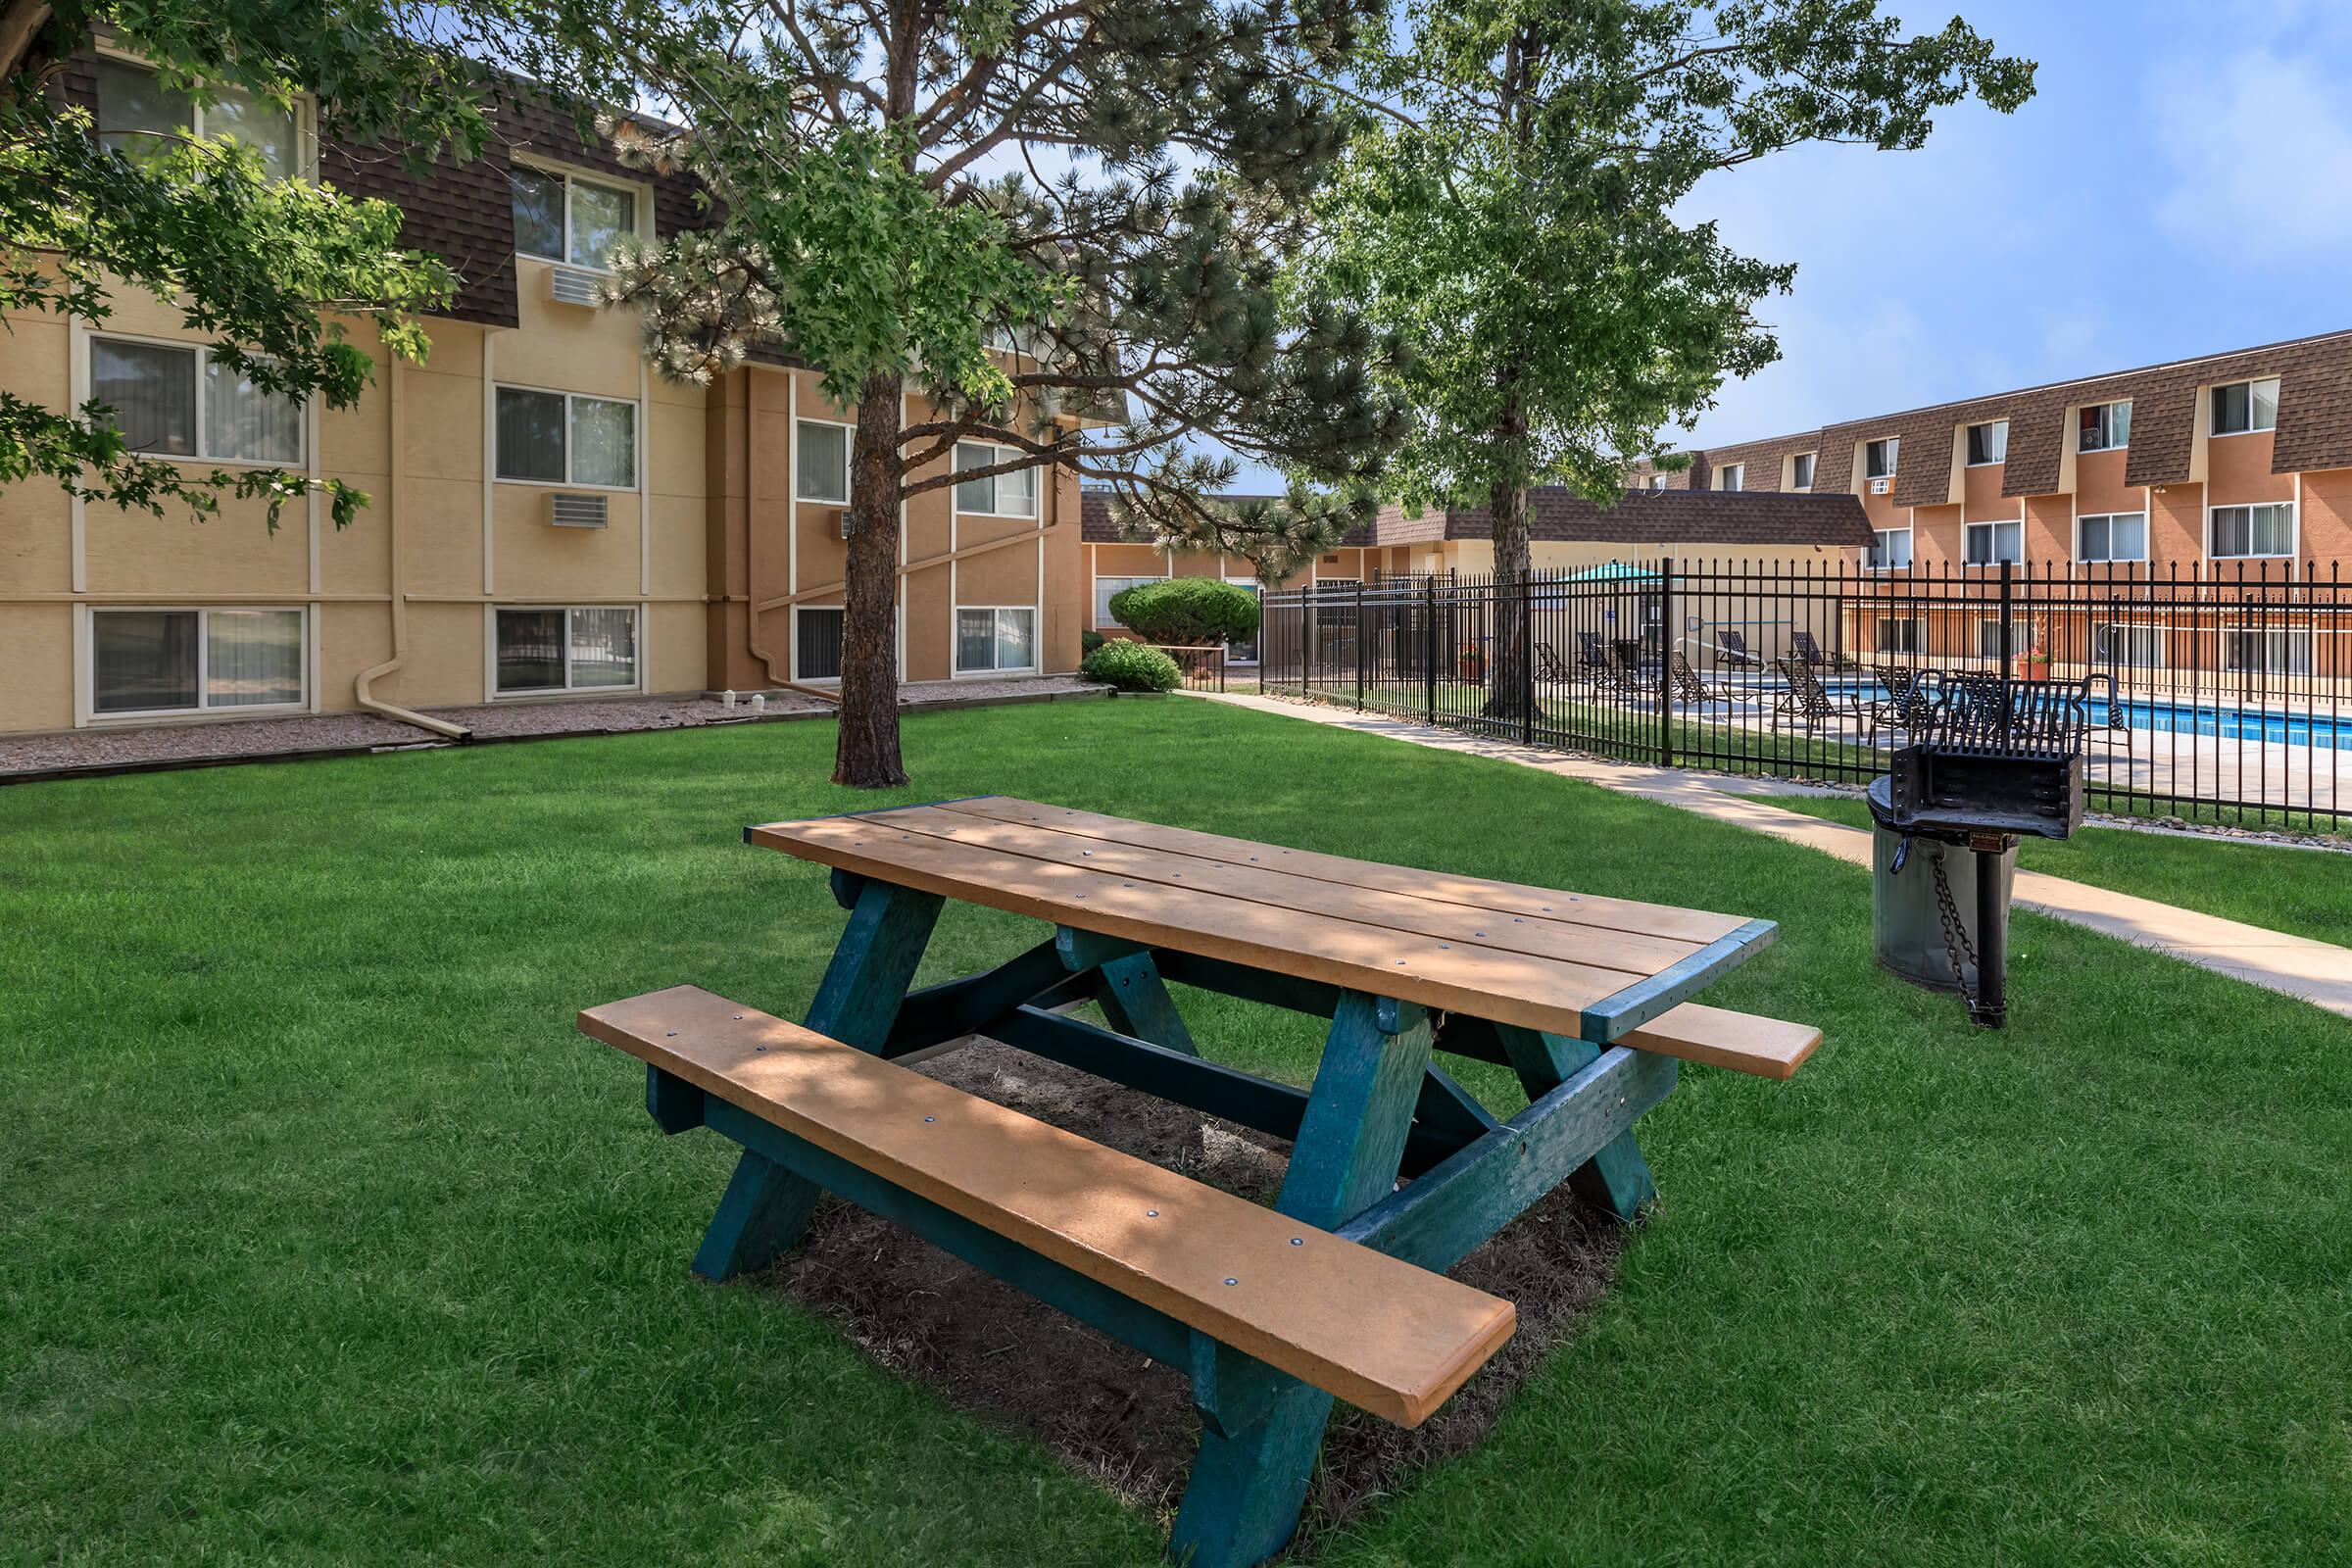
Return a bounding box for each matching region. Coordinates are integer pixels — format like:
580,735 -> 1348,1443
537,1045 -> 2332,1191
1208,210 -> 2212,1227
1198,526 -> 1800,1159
579,796 -> 1819,1568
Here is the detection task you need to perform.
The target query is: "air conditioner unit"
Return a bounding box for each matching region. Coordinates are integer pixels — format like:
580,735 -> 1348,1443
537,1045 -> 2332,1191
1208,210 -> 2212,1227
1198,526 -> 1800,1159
838,514 -> 854,540
1870,477 -> 1892,495
547,265 -> 603,308
549,492 -> 609,528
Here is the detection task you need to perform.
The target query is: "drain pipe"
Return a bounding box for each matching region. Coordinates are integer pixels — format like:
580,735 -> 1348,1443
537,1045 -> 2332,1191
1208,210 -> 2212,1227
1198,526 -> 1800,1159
353,352 -> 470,740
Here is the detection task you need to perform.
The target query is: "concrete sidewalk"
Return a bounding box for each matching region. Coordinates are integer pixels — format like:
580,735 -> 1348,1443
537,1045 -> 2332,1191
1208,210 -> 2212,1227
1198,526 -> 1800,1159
1200,692 -> 2352,1021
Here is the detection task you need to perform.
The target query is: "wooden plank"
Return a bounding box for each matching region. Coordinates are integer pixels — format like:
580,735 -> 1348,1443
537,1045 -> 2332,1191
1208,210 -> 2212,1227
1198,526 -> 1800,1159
581,986 -> 1516,1428
937,796 -> 1750,946
1618,1002 -> 1822,1081
748,814 -> 1648,1035
856,805 -> 1708,978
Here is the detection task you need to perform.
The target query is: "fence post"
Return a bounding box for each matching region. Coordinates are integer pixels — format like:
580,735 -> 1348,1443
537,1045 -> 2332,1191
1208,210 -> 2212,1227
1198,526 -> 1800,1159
1520,573 -> 1537,746
1657,556 -> 1675,768
1354,578 -> 1366,712
1998,559 -> 2015,741
1424,573 -> 1438,725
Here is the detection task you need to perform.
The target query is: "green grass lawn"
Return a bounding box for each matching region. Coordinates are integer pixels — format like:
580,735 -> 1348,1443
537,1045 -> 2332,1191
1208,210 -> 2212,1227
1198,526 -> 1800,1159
4,700 -> 2348,1565
1762,790 -> 2352,949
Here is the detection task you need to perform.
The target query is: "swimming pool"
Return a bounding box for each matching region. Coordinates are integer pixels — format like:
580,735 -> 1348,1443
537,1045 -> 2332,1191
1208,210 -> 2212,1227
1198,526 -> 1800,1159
1789,676 -> 2352,751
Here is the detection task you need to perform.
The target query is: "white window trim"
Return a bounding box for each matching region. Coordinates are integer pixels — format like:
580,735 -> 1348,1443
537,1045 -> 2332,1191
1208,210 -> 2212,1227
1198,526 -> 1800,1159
2092,620 -> 2167,669
87,330 -> 306,468
93,41 -> 318,181
493,382 -> 642,492
2074,511 -> 2149,564
2078,400 -> 2131,454
795,416 -> 853,506
88,605 -> 309,720
1961,517 -> 2024,568
1789,452 -> 1816,492
1964,420 -> 2008,467
2209,377 -> 2280,439
1864,525 -> 1913,571
1865,436 -> 1899,480
1715,464 -> 1743,492
790,603 -> 845,686
489,604 -> 644,697
2207,501 -> 2297,561
509,155 -> 651,273
2220,623 -> 2313,674
953,442 -> 1039,518
953,604 -> 1040,676
1093,573 -> 1163,629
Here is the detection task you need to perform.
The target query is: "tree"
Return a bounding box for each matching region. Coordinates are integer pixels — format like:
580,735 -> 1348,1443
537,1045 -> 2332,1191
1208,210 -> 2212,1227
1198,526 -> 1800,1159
1,3 -> 510,530
1299,0 -> 2035,716
500,0 -> 1409,787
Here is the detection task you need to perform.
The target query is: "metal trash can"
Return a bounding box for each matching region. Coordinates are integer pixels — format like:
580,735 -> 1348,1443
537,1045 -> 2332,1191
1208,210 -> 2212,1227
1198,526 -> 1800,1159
1867,775 -> 2017,997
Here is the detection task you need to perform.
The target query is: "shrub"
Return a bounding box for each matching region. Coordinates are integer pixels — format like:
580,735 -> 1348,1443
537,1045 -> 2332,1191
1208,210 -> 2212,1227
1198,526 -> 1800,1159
1080,641 -> 1182,692
1106,577 -> 1259,646
1080,628 -> 1106,656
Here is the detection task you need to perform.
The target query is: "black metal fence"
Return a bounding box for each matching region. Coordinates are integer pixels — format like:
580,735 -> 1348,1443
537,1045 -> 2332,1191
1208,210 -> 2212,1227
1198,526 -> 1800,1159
1260,560 -> 2349,829
1150,643 -> 1228,693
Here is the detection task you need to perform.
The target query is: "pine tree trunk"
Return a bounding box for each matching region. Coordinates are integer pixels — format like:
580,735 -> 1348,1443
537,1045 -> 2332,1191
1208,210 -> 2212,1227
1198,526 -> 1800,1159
832,371 -> 907,788
1483,478 -> 1533,723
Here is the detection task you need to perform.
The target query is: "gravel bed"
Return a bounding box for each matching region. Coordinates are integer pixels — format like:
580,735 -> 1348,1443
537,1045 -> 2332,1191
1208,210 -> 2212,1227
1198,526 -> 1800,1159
0,711 -> 426,777
900,674 -> 1102,704
434,694 -> 829,738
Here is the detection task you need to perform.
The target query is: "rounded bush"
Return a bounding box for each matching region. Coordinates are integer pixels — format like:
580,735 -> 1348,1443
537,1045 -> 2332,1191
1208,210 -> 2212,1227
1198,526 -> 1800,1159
1080,640 -> 1183,693
1080,627 -> 1106,657
1106,577 -> 1260,646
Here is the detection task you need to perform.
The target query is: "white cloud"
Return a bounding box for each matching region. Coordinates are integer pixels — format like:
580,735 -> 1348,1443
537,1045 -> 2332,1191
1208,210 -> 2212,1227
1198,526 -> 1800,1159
2151,48 -> 2352,259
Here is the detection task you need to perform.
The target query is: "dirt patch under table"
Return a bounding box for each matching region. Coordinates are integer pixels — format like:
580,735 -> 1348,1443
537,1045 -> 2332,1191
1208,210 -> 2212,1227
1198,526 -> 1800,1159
759,1038 -> 1625,1550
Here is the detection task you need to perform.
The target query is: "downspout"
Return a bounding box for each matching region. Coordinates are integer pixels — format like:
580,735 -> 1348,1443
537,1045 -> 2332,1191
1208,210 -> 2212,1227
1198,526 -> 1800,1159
353,349 -> 471,739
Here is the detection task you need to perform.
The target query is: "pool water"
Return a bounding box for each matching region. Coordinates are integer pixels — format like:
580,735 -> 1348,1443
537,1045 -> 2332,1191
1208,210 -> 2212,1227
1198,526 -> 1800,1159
1807,678 -> 2352,751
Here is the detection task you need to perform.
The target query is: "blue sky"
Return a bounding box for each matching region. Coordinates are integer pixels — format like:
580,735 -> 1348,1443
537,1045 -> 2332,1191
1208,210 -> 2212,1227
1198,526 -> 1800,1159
1227,0 -> 2352,485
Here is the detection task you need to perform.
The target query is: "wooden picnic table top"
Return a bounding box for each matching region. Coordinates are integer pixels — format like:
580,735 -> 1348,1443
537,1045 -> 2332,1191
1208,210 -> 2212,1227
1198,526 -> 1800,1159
746,797 -> 1778,1047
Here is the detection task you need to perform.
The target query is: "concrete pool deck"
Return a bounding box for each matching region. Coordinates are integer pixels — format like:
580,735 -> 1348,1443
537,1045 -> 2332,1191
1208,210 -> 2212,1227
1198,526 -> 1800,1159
1201,690 -> 2352,1022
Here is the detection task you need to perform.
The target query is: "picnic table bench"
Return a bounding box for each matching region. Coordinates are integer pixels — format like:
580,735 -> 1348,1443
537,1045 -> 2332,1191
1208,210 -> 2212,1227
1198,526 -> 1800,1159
581,796 -> 1819,1568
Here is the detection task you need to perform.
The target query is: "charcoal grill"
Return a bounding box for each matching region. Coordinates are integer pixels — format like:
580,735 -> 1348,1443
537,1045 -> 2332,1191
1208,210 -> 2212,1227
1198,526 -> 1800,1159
1867,672 -> 2090,1028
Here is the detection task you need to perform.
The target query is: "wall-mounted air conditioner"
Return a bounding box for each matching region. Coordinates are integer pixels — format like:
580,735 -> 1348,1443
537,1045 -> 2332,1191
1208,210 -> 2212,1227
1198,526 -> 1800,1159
838,514 -> 854,540
549,492 -> 609,528
1869,477 -> 1891,495
547,266 -> 603,308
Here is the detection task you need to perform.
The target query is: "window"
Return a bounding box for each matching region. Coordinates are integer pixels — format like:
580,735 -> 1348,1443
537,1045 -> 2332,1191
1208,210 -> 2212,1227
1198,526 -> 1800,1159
1223,577 -> 1262,663
2077,512 -> 2147,564
1647,473 -> 1670,491
1095,574 -> 1161,626
1977,618 -> 2039,659
1964,518 -> 2023,565
495,387 -> 636,488
953,442 -> 1036,516
91,337 -> 302,464
1790,452 -> 1815,491
1965,420 -> 2008,466
1865,527 -> 1912,570
91,608 -> 304,715
1874,617 -> 1923,654
1865,437 -> 1899,479
2079,400 -> 2131,453
797,419 -> 850,505
494,607 -> 637,693
956,607 -> 1037,673
2210,377 -> 2278,437
510,166 -> 638,270
2210,503 -> 2294,559
2223,626 -> 2311,675
795,606 -> 844,681
1715,464 -> 1743,492
2093,623 -> 2164,668
95,57 -> 300,179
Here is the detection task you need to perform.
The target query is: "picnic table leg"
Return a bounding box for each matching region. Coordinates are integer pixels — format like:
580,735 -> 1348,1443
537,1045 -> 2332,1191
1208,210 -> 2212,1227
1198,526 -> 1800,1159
1092,950 -> 1200,1056
1167,991 -> 1432,1568
690,877 -> 943,1283
1494,1022 -> 1657,1221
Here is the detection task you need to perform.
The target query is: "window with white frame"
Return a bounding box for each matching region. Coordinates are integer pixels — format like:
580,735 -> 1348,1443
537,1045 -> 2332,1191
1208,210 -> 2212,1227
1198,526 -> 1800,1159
510,165 -> 639,270
795,606 -> 844,680
1866,527 -> 1913,569
1790,452 -> 1815,490
2079,400 -> 2131,452
1874,616 -> 1923,654
95,56 -> 301,179
956,607 -> 1037,673
1964,518 -> 2023,565
90,337 -> 305,465
1715,464 -> 1743,492
1965,420 -> 2008,466
91,607 -> 305,715
2210,377 -> 2279,437
953,443 -> 1037,516
2210,503 -> 2294,559
1095,574 -> 1160,626
2093,623 -> 2165,668
2222,626 -> 2311,675
1646,472 -> 1670,491
495,387 -> 636,488
2077,512 -> 2147,564
1866,437 -> 1899,479
494,607 -> 637,693
797,419 -> 850,504
1976,618 -> 2039,659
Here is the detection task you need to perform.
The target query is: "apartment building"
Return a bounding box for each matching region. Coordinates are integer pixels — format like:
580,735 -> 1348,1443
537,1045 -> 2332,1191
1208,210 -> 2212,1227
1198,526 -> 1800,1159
0,49 -> 1085,738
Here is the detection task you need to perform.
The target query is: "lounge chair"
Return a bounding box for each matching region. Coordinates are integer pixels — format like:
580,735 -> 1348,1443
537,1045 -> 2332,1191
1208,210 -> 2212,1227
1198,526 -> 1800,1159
1714,629 -> 1764,670
1535,640 -> 1574,684
1771,656 -> 1868,733
1668,652 -> 1733,712
1790,629 -> 1862,674
1575,630 -> 1614,686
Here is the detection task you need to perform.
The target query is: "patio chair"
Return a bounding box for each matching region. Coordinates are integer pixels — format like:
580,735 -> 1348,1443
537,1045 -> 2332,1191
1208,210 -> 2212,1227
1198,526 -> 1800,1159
1790,629 -> 1862,674
1598,640 -> 1646,701
1771,656 -> 1869,734
1575,630 -> 1613,686
1714,628 -> 1765,670
2083,671 -> 2133,756
1869,664 -> 1937,733
1668,652 -> 1734,713
1534,640 -> 1574,685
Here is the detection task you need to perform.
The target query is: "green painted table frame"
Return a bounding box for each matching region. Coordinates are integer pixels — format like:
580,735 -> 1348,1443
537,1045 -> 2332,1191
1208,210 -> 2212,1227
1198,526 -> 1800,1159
649,845 -> 1775,1568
